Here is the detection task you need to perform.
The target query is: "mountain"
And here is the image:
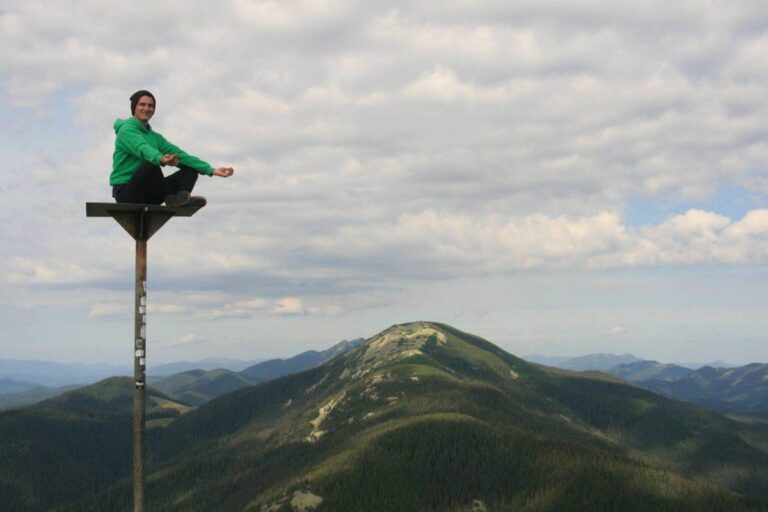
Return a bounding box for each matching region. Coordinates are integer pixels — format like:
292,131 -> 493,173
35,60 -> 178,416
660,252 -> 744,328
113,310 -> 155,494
0,339 -> 364,411
152,368 -> 257,406
240,338 -> 365,381
0,358 -> 258,387
58,322 -> 768,511
0,377 -> 40,394
675,359 -> 738,370
520,353 -> 570,367
638,363 -> 768,414
151,338 -> 366,406
0,377 -> 190,511
524,352 -> 644,371
607,360 -> 693,382
151,357 -> 264,376
523,354 -> 738,373
0,359 -> 131,387
557,353 -> 645,371
35,376 -> 192,420
0,384 -> 80,410
523,356 -> 768,414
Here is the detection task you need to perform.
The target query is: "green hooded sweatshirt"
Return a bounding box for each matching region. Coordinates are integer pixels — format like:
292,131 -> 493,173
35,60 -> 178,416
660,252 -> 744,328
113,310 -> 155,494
110,117 -> 214,185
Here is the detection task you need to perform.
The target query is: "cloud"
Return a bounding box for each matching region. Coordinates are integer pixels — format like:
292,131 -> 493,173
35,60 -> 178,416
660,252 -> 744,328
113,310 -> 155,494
89,301 -> 190,319
271,297 -> 306,316
10,205 -> 768,302
89,302 -> 129,319
606,326 -> 627,336
607,209 -> 768,267
204,298 -> 268,320
171,334 -> 210,347
269,297 -> 343,316
306,304 -> 345,316
4,257 -> 114,286
299,208 -> 768,276
148,303 -> 189,315
2,1 -> 765,212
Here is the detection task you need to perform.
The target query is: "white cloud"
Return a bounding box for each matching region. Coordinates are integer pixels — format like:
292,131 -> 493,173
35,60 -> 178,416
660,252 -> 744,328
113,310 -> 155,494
306,304 -> 345,316
304,208 -> 768,274
171,334 -> 210,346
401,67 -> 502,103
4,257 -> 114,286
204,298 -> 268,320
89,302 -> 128,319
89,301 -> 189,319
614,209 -> 768,267
270,298 -> 344,316
148,303 -> 189,315
607,326 -> 627,336
271,297 -> 306,316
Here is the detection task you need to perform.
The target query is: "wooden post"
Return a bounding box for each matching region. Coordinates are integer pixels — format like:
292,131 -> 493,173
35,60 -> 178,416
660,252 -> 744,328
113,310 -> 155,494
86,202 -> 204,512
133,239 -> 147,512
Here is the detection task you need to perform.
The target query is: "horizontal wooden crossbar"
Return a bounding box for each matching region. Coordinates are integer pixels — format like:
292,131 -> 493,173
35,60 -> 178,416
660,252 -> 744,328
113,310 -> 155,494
85,202 -> 204,241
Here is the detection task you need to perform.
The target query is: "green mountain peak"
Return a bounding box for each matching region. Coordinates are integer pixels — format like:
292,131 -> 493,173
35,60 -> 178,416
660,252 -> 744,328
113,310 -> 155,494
362,322 -> 448,363
340,321 -> 530,385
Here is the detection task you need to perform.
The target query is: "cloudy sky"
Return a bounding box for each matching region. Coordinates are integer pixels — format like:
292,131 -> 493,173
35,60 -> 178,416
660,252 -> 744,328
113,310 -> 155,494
1,0 -> 767,366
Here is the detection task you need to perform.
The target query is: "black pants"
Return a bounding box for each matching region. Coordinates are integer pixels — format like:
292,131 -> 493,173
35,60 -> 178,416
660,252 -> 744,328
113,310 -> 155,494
113,162 -> 198,204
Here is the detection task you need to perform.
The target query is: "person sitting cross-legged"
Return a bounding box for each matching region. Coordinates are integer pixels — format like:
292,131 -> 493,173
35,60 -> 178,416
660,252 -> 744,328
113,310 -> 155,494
110,89 -> 234,207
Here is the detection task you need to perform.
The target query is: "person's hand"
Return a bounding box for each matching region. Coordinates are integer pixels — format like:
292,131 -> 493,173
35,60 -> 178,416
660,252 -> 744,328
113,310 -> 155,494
213,167 -> 234,177
160,154 -> 179,166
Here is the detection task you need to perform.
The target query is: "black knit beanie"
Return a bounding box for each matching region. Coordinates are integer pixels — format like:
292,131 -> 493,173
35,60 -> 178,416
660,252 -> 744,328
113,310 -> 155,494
130,90 -> 156,114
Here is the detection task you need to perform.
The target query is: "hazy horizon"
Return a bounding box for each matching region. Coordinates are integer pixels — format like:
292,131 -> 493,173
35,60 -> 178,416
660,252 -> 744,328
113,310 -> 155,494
0,321 -> 761,368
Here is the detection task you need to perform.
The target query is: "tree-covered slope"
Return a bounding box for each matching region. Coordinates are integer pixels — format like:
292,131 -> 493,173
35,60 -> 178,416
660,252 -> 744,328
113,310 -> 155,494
0,377 -> 190,511
152,368 -> 257,406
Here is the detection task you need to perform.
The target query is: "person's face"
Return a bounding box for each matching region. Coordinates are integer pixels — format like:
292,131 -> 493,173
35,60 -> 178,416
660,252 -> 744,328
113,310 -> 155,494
133,96 -> 155,124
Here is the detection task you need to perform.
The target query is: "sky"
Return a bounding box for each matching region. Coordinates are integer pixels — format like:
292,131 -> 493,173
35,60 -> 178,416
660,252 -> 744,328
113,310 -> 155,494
1,0 -> 767,366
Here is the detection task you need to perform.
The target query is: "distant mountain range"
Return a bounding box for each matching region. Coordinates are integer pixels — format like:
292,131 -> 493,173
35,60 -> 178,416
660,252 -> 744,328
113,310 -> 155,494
152,338 -> 365,406
524,353 -> 738,371
240,337 -> 364,381
3,322 -> 767,511
524,354 -> 768,416
0,340 -> 363,410
525,352 -> 644,371
607,360 -> 694,382
639,363 -> 768,415
0,377 -> 40,395
0,360 -> 131,387
0,384 -> 80,410
151,357 -> 265,376
4,344 -> 764,419
0,357 -> 260,388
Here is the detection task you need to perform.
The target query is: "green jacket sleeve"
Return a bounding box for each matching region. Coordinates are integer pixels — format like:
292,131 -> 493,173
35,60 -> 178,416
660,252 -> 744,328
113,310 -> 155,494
158,135 -> 214,176
115,123 -> 163,166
